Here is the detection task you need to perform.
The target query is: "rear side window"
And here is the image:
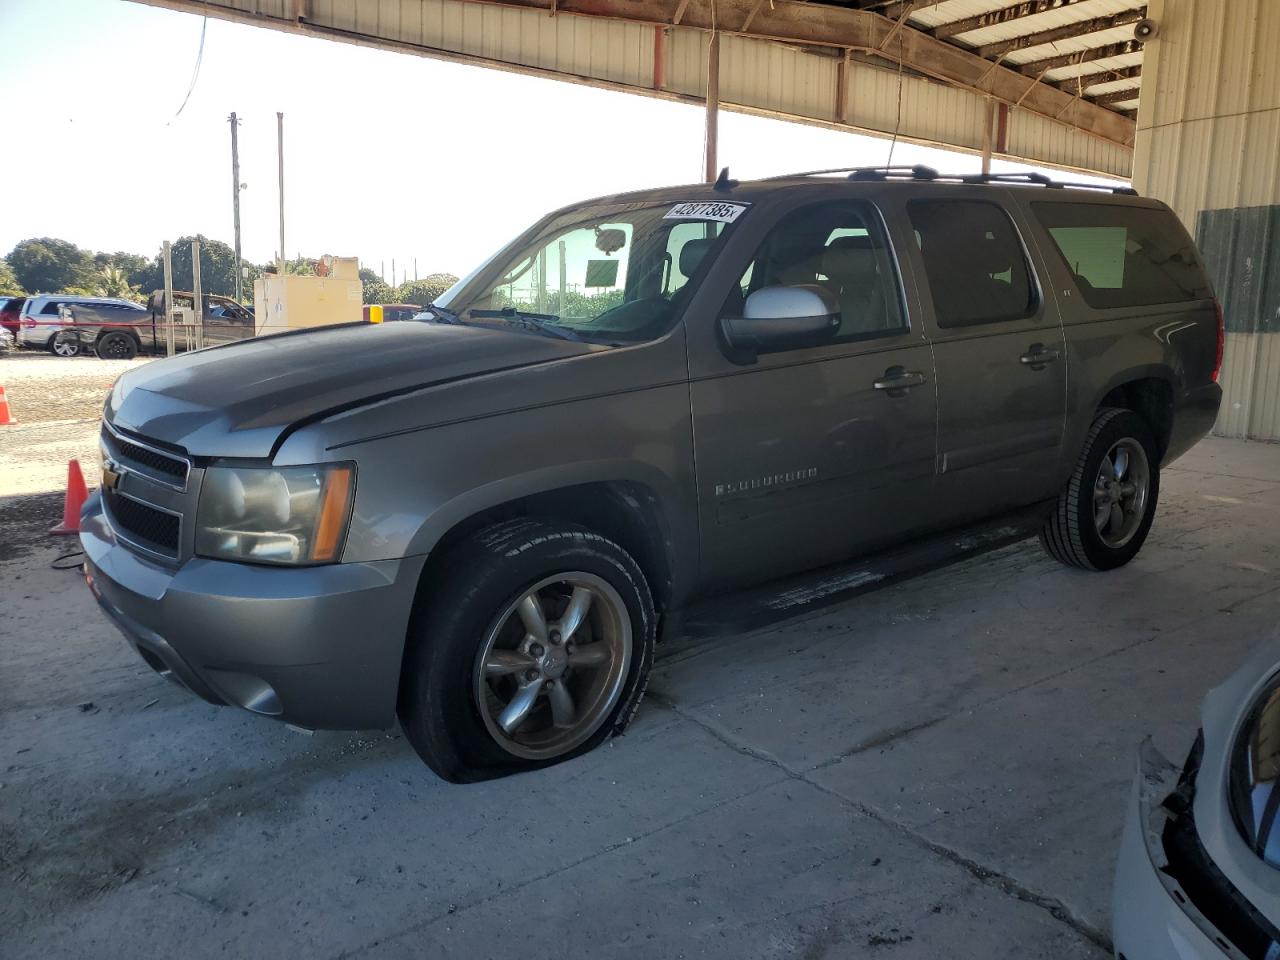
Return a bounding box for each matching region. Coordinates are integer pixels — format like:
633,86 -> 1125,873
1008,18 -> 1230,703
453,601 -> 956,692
908,200 -> 1037,328
40,301 -> 62,315
1032,202 -> 1211,309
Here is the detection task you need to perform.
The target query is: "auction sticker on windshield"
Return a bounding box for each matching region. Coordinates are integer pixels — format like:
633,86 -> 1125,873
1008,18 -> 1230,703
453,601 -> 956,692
664,201 -> 749,223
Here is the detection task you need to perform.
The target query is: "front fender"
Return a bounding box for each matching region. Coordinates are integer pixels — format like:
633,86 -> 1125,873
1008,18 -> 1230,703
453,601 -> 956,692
326,382 -> 699,587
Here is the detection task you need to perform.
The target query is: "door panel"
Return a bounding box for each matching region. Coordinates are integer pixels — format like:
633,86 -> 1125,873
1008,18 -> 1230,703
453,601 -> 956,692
905,196 -> 1067,523
686,196 -> 938,591
692,343 -> 937,588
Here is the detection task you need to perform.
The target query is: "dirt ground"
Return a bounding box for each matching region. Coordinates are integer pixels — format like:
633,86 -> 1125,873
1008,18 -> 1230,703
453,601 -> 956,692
3,354 -> 1279,959
0,354 -> 151,557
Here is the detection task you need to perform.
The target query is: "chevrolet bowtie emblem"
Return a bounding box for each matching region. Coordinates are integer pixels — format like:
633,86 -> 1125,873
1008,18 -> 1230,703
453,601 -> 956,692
101,463 -> 122,491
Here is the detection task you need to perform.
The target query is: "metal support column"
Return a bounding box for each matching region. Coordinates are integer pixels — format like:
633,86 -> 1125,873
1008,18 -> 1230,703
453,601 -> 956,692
704,28 -> 720,183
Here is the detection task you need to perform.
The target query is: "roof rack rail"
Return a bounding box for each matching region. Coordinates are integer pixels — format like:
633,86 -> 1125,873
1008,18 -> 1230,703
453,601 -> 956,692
760,164 -> 940,182
756,165 -> 1136,195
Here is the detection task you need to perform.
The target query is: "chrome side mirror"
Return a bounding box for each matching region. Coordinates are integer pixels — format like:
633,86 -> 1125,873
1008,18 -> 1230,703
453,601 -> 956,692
720,284 -> 841,360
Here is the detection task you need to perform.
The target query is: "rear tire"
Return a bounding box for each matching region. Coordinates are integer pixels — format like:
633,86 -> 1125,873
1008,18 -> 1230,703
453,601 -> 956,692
398,519 -> 655,782
50,332 -> 80,357
1040,408 -> 1160,571
96,332 -> 138,360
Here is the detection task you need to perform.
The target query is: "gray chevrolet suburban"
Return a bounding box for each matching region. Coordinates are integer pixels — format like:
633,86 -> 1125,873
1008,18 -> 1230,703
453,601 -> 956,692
81,166 -> 1223,782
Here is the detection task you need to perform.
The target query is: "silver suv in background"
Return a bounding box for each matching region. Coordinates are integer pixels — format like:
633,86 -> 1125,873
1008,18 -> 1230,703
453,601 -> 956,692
80,166 -> 1223,782
17,295 -> 145,356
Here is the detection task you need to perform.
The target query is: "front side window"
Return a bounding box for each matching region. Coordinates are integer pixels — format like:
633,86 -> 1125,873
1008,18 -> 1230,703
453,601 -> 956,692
725,200 -> 906,341
1033,201 -> 1212,309
908,199 -> 1037,328
439,200 -> 743,344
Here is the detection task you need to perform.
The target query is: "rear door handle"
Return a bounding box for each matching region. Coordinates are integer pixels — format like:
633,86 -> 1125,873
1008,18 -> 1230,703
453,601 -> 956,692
1020,345 -> 1062,368
873,368 -> 927,395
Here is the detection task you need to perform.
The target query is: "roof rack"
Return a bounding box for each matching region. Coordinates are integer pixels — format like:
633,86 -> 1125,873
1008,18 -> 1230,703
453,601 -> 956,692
758,164 -> 1136,195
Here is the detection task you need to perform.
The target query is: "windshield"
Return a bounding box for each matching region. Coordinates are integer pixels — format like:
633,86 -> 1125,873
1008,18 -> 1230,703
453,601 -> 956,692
437,200 -> 743,344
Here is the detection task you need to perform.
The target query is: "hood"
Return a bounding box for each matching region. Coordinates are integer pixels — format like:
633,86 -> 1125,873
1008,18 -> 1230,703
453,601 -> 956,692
105,321 -> 597,458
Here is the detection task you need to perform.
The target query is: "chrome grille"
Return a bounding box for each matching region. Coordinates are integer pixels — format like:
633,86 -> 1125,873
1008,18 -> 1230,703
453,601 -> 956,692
101,422 -> 190,490
104,490 -> 180,556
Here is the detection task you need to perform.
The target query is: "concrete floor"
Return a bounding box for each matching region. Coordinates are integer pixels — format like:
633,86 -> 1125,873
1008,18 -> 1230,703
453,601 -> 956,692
3,359 -> 1279,958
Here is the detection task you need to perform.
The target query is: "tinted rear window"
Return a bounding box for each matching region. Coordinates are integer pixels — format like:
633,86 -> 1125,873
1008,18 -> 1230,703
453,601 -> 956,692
1032,202 -> 1211,309
908,199 -> 1037,328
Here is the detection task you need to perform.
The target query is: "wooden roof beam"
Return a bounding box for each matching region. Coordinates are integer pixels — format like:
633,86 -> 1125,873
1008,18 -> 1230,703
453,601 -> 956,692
1018,39 -> 1143,74
1090,87 -> 1142,107
932,0 -> 1097,40
974,8 -> 1146,59
1053,64 -> 1142,91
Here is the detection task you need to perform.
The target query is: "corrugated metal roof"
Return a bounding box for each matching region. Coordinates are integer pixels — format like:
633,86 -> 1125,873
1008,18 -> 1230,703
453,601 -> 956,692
132,0 -> 1138,177
872,0 -> 1147,117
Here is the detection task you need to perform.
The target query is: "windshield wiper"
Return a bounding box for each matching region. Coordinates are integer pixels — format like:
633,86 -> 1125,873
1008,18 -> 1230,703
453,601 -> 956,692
417,303 -> 461,324
467,307 -> 583,342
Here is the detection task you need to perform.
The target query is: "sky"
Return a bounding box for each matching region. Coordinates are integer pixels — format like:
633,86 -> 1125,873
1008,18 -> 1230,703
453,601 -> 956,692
0,0 -> 1119,284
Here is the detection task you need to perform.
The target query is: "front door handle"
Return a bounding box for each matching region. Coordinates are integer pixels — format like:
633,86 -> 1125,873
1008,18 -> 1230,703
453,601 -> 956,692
873,367 -> 927,396
1020,345 -> 1062,369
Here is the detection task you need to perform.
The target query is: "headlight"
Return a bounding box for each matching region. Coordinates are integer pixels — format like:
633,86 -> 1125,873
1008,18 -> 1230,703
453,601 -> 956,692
1229,675 -> 1280,868
195,463 -> 355,565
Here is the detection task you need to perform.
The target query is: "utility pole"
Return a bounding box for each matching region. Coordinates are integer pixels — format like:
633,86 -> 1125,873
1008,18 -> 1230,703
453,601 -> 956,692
704,30 -> 720,183
191,239 -> 204,350
277,112 -> 286,275
229,112 -> 244,303
414,258 -> 418,281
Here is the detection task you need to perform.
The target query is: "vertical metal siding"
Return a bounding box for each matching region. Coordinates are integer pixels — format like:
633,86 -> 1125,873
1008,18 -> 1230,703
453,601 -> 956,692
1134,0 -> 1280,438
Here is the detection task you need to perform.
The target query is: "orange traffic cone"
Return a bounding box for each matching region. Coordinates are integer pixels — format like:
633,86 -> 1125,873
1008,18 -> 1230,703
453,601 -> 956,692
0,384 -> 13,425
50,459 -> 88,536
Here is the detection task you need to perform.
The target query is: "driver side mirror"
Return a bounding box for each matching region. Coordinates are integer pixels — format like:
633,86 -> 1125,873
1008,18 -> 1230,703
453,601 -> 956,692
719,285 -> 841,362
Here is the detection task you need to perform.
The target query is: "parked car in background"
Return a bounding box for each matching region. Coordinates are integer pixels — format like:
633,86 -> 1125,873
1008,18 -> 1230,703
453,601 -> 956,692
0,296 -> 27,341
18,295 -> 145,356
141,290 -> 256,351
37,291 -> 256,358
56,300 -> 155,359
0,328 -> 13,354
1114,637 -> 1280,958
363,303 -> 422,323
82,168 -> 1222,782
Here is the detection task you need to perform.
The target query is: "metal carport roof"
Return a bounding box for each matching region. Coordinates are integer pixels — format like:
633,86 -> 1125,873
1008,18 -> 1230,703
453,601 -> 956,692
134,0 -> 1148,177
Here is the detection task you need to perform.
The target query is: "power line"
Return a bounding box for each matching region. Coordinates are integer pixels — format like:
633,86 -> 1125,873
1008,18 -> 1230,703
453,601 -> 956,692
168,16 -> 208,124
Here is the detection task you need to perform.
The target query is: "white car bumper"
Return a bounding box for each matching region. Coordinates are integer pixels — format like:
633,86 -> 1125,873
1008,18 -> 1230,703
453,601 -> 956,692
1113,739 -> 1280,960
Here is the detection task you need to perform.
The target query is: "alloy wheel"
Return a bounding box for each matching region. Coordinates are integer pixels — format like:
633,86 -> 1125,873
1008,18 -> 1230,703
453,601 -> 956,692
52,334 -> 79,357
473,572 -> 631,760
1093,437 -> 1150,548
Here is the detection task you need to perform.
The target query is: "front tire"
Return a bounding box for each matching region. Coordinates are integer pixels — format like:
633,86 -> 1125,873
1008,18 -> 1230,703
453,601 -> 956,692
398,519 -> 655,782
1040,408 -> 1160,571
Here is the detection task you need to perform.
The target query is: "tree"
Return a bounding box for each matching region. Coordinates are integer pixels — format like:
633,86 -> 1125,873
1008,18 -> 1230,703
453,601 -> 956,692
0,259 -> 23,297
7,238 -> 95,293
393,274 -> 459,306
95,251 -> 150,289
134,236 -> 256,301
96,265 -> 145,303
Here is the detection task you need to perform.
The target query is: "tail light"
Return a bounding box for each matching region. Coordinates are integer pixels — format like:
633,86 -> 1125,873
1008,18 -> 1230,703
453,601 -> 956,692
1212,299 -> 1225,383
21,317 -> 36,329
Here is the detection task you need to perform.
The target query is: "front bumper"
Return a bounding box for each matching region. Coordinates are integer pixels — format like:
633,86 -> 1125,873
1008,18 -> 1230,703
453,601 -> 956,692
1114,740 -> 1230,960
1113,739 -> 1280,960
80,490 -> 426,729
